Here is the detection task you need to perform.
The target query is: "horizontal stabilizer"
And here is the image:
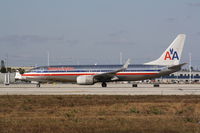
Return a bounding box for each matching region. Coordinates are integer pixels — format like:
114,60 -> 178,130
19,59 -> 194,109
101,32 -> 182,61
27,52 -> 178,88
168,63 -> 187,69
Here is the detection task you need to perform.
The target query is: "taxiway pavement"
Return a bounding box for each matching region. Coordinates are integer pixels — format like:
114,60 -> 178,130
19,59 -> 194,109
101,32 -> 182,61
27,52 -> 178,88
0,83 -> 200,95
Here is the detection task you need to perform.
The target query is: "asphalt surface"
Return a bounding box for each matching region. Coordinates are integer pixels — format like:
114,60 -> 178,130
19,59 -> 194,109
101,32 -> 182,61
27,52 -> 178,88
0,83 -> 200,95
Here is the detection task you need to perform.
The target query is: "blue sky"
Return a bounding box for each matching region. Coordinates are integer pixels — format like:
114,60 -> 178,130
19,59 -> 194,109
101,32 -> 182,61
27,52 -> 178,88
0,0 -> 200,66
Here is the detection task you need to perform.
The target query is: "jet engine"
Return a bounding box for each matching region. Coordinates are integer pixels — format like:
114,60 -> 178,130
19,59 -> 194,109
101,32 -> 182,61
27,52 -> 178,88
76,75 -> 94,85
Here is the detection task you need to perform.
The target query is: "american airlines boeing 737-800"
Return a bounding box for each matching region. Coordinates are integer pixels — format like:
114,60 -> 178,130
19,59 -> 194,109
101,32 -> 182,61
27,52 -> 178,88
15,34 -> 186,87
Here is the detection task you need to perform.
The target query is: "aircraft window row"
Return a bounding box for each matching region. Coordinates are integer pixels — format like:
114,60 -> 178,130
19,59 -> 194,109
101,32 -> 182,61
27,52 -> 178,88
29,64 -> 164,69
47,64 -> 163,68
57,65 -> 163,69
29,66 -> 163,71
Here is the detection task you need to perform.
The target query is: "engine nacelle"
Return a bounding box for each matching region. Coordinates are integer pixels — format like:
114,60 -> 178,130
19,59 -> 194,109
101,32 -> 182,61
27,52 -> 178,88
76,75 -> 94,85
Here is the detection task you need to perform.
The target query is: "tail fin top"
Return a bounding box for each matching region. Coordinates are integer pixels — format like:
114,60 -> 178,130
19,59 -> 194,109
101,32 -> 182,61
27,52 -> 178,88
145,34 -> 186,66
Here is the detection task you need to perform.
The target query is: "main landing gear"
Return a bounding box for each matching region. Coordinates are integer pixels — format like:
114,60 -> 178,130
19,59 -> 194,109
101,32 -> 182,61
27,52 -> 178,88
132,84 -> 138,87
101,82 -> 107,87
36,82 -> 41,88
153,84 -> 160,87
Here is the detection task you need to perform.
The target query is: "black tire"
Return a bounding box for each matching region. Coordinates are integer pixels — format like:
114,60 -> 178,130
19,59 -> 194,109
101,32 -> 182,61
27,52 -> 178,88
102,82 -> 107,87
154,84 -> 159,87
36,83 -> 41,88
132,84 -> 138,87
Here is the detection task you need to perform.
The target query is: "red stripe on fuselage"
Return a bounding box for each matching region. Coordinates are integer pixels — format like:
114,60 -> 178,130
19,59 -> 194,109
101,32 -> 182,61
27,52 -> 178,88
22,73 -> 158,77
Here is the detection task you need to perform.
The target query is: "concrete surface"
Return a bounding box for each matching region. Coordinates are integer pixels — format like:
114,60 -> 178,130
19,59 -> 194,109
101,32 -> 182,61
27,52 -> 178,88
0,83 -> 200,95
0,73 -> 15,83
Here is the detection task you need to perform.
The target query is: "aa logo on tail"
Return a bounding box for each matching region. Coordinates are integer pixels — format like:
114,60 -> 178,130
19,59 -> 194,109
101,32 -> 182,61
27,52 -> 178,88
164,48 -> 179,60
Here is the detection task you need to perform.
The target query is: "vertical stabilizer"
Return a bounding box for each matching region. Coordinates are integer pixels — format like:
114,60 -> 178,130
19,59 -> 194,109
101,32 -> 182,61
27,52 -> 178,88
145,34 -> 186,66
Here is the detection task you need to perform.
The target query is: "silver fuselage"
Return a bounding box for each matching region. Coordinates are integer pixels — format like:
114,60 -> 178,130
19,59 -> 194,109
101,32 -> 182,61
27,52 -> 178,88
21,64 -> 179,83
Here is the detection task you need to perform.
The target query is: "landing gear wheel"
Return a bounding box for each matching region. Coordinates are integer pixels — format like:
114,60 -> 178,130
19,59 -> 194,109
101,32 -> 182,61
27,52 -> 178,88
132,84 -> 138,87
154,84 -> 159,87
36,83 -> 41,88
101,82 -> 107,87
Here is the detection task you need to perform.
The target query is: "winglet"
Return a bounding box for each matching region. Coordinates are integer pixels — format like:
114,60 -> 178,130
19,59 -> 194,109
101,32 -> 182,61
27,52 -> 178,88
122,59 -> 130,69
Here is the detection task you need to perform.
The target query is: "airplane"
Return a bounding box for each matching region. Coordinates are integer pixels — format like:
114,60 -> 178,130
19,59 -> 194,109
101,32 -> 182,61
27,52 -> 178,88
15,34 -> 186,87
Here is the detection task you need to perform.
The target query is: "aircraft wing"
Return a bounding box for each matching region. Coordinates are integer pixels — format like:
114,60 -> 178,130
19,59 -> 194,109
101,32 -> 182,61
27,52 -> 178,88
94,59 -> 130,82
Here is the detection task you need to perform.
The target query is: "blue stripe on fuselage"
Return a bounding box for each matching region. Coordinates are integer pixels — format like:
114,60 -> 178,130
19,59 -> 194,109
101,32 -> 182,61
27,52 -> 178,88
30,69 -> 161,73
